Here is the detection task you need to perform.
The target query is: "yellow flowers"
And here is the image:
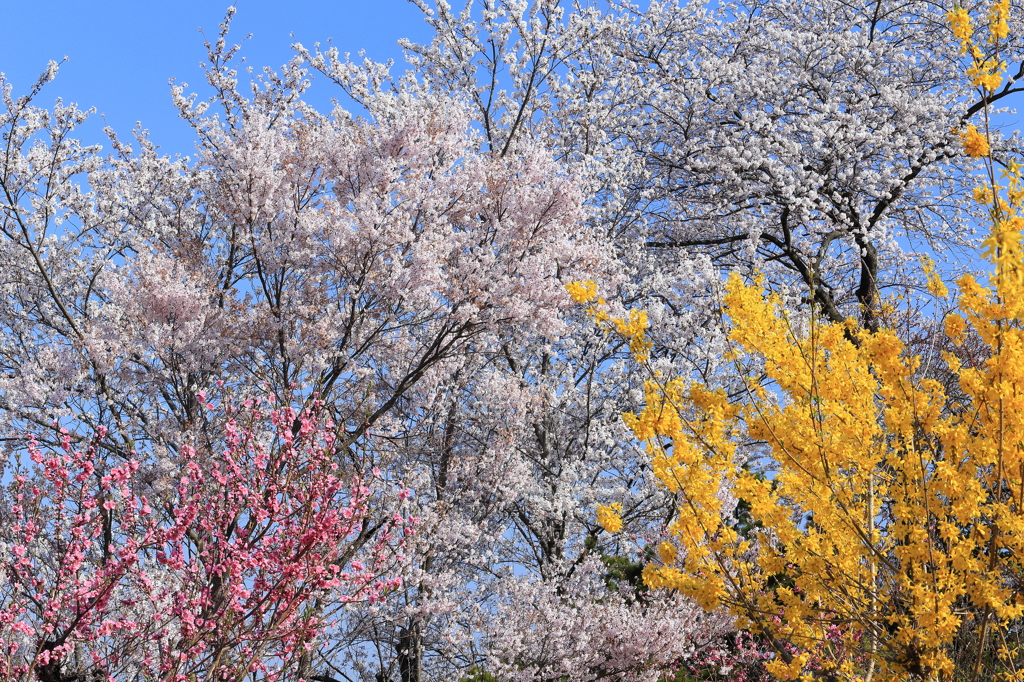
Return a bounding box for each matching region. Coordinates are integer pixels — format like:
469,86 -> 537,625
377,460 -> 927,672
948,1 -> 1008,92
947,6 -> 973,50
989,0 -> 1011,41
960,124 -> 990,157
967,57 -> 1006,92
566,281 -> 651,360
1000,159 -> 1024,210
656,540 -> 678,564
611,310 -> 651,361
565,279 -> 598,304
596,503 -> 623,533
920,254 -> 949,298
944,312 -> 968,342
1001,158 -> 1023,187
611,251 -> 1024,678
981,215 -> 1024,261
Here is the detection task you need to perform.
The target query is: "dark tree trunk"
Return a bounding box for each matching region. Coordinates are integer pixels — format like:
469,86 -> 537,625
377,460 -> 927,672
396,622 -> 422,682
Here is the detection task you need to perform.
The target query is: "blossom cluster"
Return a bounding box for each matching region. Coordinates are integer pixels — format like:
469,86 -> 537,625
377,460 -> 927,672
0,395 -> 413,681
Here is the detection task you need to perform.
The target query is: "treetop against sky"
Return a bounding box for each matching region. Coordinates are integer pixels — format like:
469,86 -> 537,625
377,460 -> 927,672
0,0 -> 433,155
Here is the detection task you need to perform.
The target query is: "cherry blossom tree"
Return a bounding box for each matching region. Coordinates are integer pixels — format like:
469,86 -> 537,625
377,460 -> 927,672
0,13 -> 618,679
293,0 -> 1024,678
309,0 -> 1024,326
0,6 -> 603,448
479,558 -> 733,682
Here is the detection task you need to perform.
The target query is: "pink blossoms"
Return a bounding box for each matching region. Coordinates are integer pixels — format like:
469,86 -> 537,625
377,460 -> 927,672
0,395 -> 413,682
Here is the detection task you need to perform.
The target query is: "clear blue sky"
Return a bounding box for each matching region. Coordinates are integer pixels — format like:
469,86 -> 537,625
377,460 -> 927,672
0,0 -> 435,156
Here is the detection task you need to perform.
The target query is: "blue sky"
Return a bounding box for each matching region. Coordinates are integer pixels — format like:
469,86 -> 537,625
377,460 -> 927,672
1,0 -> 435,156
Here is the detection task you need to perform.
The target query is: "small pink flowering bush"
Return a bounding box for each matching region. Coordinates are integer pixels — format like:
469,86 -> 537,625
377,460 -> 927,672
0,394 -> 413,682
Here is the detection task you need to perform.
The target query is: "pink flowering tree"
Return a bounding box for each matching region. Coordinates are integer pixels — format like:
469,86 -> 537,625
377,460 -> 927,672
0,393 -> 413,682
